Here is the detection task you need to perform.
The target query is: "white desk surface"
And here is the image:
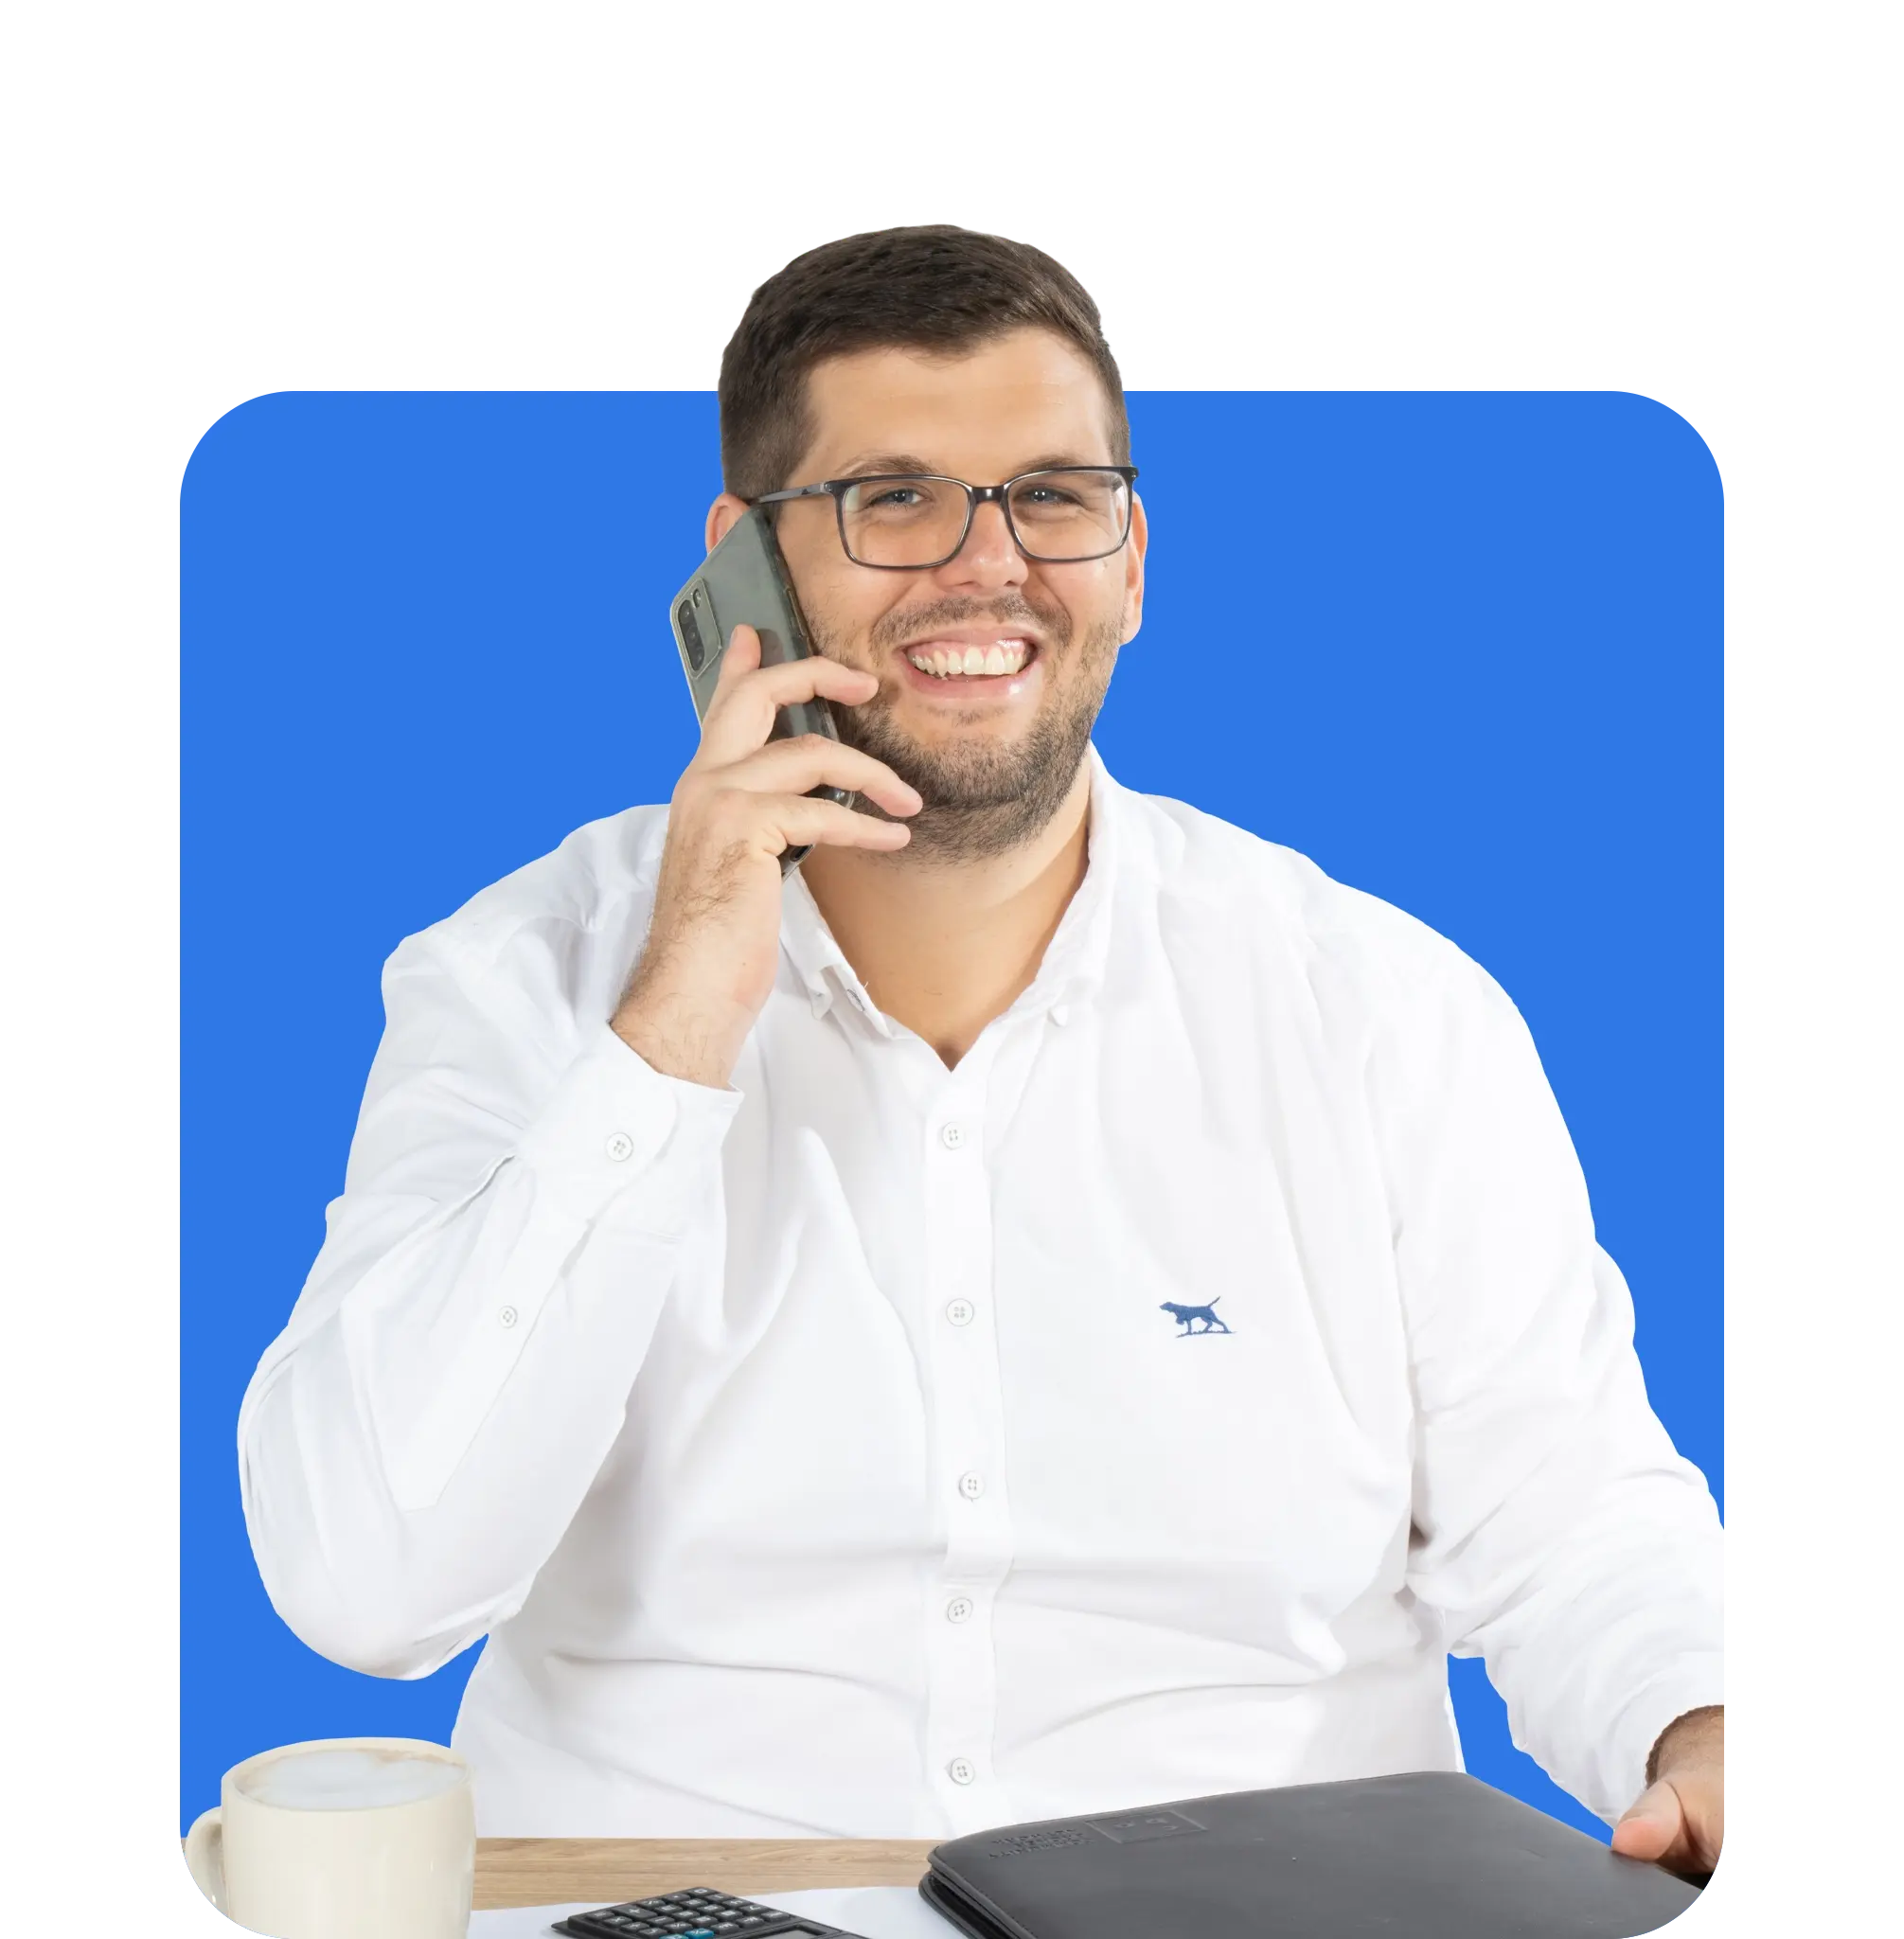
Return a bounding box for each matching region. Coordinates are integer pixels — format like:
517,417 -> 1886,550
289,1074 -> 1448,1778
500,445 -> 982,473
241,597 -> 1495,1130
472,1885 -> 950,1939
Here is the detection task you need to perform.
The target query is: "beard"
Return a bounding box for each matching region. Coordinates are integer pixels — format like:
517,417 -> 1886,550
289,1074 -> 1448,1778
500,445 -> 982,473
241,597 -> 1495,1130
816,590 -> 1122,864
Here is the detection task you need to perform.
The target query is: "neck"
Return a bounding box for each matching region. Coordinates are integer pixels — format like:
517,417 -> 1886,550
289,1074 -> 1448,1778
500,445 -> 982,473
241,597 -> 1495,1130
800,758 -> 1094,1068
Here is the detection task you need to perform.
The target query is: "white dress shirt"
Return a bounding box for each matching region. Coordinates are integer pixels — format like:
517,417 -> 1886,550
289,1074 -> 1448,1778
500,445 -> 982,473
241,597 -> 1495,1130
238,747 -> 1722,1839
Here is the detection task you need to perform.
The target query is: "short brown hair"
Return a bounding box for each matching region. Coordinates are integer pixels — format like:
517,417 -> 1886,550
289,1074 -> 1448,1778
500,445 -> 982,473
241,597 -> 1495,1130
718,224 -> 1129,501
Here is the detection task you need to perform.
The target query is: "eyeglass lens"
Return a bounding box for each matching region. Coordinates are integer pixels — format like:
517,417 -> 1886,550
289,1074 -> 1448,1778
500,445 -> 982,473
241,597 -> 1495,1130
837,470 -> 1130,567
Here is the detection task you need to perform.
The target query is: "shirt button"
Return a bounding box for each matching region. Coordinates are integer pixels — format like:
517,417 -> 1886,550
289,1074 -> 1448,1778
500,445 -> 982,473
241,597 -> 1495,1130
1051,1003 -> 1071,1026
499,1306 -> 519,1328
604,1131 -> 634,1162
957,1470 -> 985,1501
939,1121 -> 967,1150
945,1595 -> 974,1624
945,1299 -> 975,1327
947,1757 -> 976,1786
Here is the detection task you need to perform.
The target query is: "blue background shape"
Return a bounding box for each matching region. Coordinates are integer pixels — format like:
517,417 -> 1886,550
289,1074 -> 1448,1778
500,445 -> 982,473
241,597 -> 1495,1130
181,391 -> 1722,1840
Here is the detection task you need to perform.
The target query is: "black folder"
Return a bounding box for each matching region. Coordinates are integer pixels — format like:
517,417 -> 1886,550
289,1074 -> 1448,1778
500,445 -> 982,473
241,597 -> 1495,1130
919,1772 -> 1702,1939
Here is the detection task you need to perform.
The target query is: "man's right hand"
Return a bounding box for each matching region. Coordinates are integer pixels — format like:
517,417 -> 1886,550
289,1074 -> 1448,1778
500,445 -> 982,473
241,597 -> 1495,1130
611,624 -> 920,1089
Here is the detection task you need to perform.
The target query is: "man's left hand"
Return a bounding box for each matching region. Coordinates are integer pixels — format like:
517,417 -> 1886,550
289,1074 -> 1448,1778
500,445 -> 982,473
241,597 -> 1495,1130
1611,1704 -> 1723,1881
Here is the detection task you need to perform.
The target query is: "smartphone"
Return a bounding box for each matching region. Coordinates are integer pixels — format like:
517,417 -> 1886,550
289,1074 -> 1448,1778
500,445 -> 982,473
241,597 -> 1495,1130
668,507 -> 855,877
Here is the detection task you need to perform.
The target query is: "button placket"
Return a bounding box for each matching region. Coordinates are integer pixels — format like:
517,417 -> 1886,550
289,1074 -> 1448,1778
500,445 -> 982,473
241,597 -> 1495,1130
918,1035 -> 1018,1828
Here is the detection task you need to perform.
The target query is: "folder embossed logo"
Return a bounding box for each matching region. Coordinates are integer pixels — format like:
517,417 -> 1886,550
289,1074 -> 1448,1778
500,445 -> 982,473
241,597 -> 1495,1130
1088,1808 -> 1209,1844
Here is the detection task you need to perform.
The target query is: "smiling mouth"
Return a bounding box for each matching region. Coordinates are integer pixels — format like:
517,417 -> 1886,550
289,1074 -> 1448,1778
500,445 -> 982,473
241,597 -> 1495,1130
902,637 -> 1035,680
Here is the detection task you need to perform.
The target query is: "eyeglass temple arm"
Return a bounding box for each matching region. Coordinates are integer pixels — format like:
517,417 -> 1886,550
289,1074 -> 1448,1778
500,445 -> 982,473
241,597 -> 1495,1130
750,484 -> 835,506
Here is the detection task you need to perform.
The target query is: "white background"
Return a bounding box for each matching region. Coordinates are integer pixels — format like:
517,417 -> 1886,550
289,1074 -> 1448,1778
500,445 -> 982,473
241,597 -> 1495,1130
3,3 -> 1898,1932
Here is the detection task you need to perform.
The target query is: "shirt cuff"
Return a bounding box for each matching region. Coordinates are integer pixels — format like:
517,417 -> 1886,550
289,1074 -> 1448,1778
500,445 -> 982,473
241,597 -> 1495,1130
515,1021 -> 743,1235
1603,1656 -> 1725,1822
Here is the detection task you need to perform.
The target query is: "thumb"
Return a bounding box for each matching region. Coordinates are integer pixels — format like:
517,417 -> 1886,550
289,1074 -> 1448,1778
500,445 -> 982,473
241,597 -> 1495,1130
1610,1780 -> 1684,1863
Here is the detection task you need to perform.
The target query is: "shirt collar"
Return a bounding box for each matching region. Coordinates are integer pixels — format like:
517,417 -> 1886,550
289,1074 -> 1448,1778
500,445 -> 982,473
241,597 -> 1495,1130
780,742 -> 1124,1027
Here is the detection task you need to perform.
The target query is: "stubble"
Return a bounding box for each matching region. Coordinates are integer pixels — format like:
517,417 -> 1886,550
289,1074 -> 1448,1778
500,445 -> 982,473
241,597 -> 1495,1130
818,592 -> 1122,864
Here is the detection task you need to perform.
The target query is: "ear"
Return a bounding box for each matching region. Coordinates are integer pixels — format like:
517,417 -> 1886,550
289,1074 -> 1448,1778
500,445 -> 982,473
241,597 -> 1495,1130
705,491 -> 750,555
1118,491 -> 1148,643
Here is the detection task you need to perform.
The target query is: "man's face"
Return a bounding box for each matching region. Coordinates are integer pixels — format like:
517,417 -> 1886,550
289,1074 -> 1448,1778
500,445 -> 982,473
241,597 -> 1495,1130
709,327 -> 1146,860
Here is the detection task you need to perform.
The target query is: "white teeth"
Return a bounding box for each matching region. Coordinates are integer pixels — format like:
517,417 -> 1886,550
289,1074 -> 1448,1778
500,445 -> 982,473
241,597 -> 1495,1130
905,639 -> 1029,679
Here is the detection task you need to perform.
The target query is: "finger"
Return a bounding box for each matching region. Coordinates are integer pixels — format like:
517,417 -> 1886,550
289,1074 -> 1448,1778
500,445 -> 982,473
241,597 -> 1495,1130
754,792 -> 914,855
708,620 -> 763,695
1610,1782 -> 1684,1865
700,650 -> 881,763
721,735 -> 921,817
1656,1771 -> 1722,1877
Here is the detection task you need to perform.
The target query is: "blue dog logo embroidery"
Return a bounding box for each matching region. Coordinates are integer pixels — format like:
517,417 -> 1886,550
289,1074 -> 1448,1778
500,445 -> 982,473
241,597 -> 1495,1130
1160,1297 -> 1231,1336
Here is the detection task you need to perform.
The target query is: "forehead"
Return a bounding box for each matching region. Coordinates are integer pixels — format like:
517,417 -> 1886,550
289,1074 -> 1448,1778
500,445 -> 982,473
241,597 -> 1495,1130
796,327 -> 1117,478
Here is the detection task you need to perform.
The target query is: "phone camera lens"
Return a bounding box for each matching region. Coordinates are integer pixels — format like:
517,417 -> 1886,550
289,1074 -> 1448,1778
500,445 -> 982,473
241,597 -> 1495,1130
676,598 -> 706,670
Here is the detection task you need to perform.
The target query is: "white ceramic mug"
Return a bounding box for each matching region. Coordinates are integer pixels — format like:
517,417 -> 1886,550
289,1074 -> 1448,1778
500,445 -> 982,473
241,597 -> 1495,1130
183,1736 -> 475,1938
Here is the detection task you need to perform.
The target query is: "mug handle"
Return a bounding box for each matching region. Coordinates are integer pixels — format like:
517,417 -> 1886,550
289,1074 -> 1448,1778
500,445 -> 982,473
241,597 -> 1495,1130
183,1806 -> 225,1912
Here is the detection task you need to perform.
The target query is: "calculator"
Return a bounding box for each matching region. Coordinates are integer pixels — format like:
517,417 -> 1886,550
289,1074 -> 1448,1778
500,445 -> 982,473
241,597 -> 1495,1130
551,1888 -> 869,1939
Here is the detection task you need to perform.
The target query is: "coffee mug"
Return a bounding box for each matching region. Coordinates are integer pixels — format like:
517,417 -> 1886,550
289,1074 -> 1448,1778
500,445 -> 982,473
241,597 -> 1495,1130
183,1736 -> 475,1938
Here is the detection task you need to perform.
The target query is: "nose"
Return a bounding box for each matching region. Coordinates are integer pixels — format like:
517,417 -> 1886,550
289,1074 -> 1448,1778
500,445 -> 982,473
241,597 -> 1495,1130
932,494 -> 1027,594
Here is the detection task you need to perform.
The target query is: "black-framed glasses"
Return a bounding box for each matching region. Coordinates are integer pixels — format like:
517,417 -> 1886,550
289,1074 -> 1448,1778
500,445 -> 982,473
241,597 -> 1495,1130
754,465 -> 1139,570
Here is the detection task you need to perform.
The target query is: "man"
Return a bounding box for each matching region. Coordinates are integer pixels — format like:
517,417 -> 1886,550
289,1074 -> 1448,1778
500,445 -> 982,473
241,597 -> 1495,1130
239,225 -> 1723,1876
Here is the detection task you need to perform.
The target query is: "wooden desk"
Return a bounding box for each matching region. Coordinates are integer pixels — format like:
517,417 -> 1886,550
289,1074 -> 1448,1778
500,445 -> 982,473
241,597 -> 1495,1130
474,1839 -> 939,1912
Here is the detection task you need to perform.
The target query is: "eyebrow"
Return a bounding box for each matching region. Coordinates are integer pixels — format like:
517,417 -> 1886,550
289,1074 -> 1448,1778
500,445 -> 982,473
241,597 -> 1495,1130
830,449 -> 1105,480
